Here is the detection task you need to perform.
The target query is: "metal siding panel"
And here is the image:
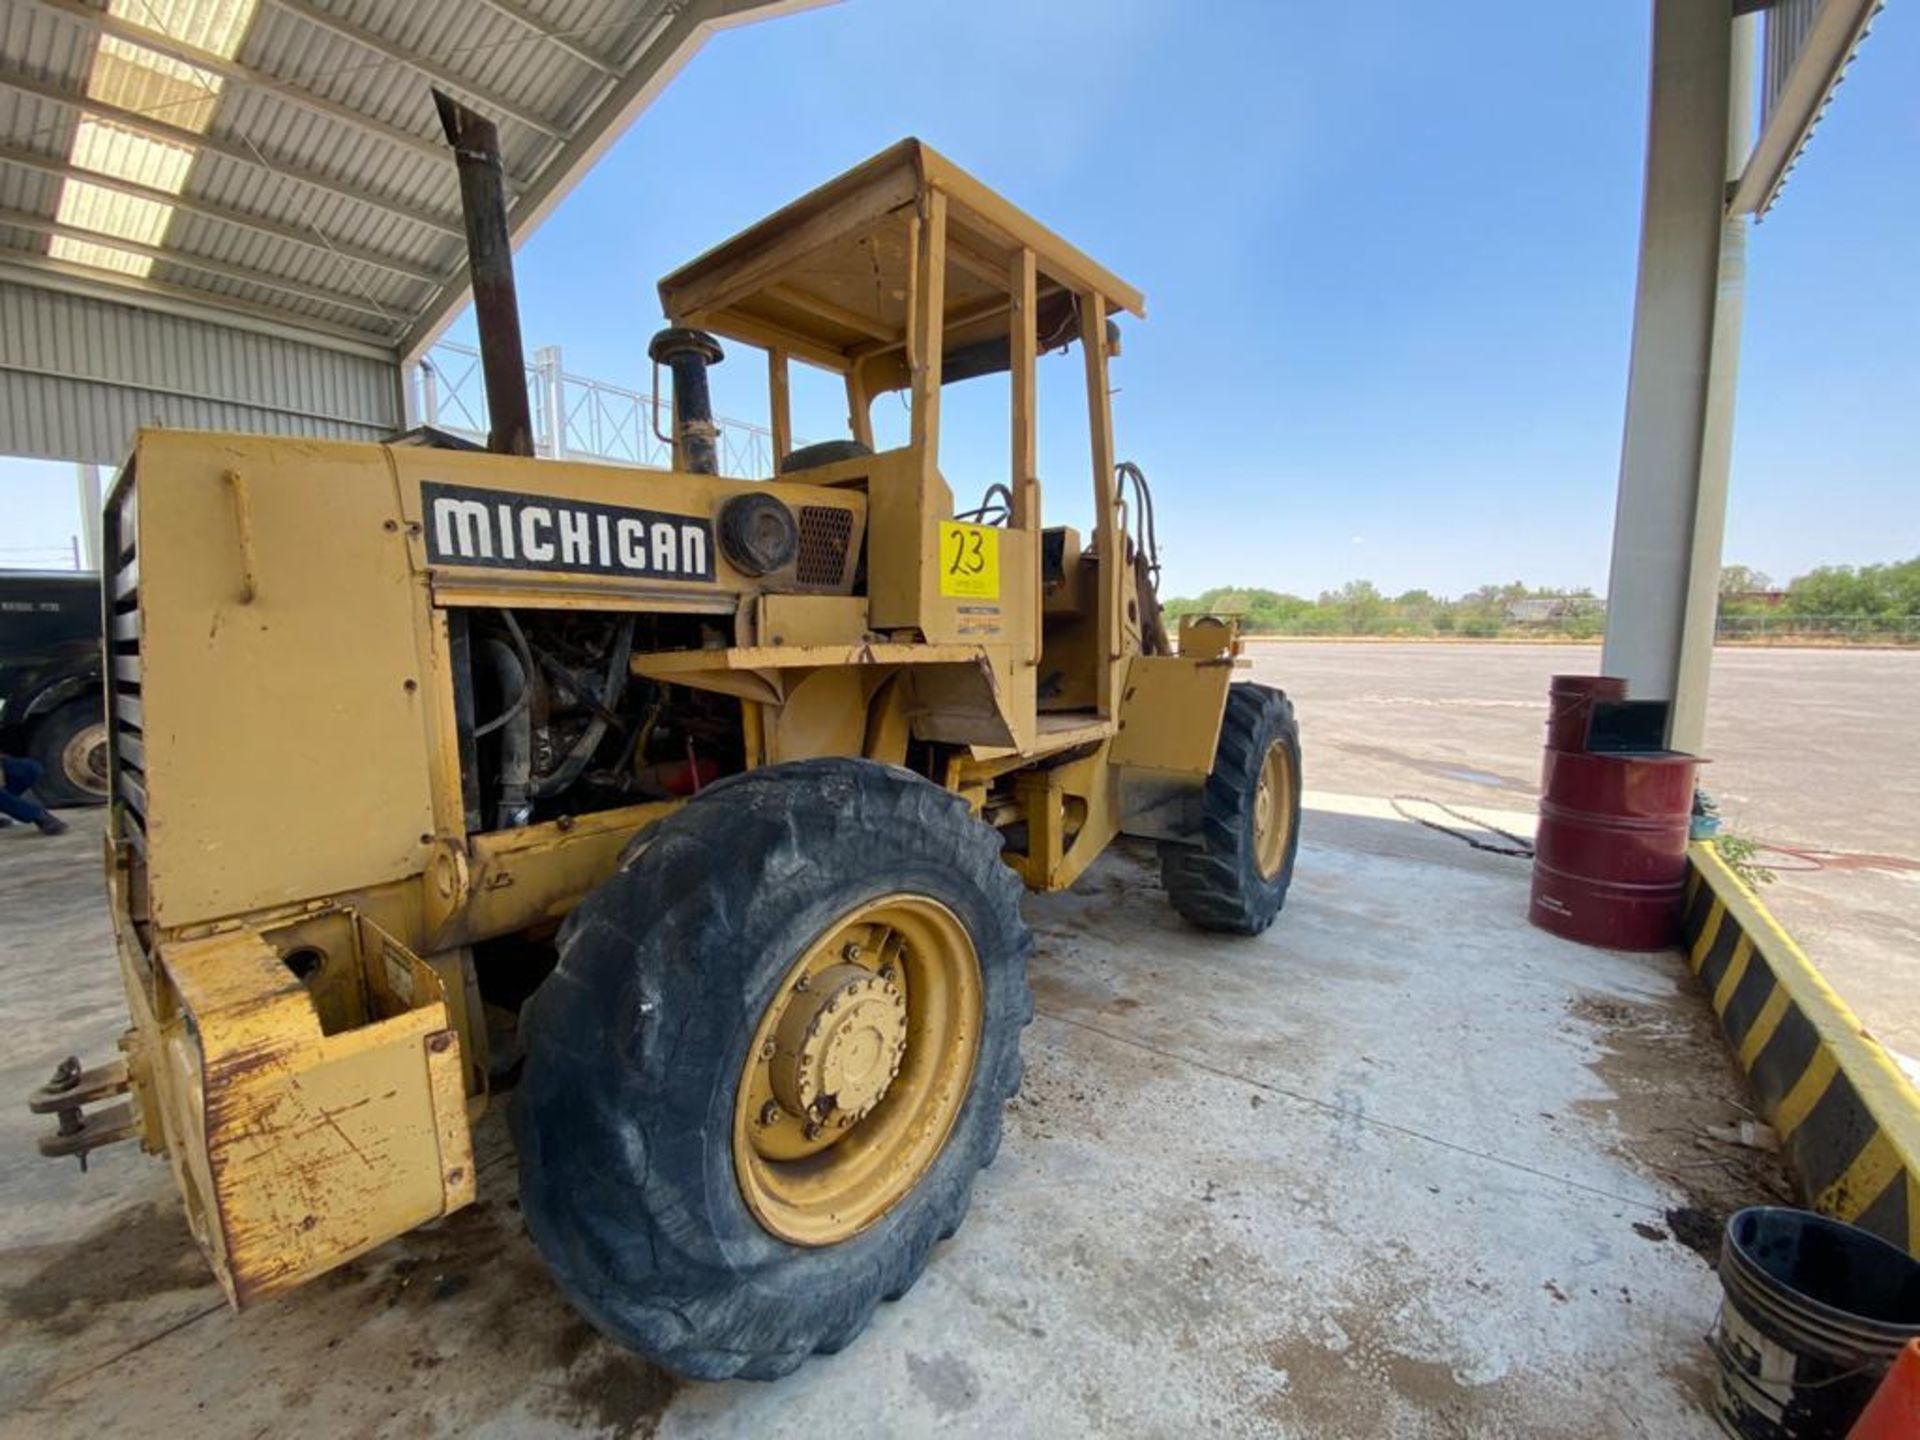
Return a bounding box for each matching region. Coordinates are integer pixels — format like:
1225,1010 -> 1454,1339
0,282 -> 398,462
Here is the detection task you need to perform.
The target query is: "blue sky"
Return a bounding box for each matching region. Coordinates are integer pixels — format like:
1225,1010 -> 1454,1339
4,0 -> 1915,600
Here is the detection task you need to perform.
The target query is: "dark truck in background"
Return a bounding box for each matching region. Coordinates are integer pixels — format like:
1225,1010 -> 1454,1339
0,570 -> 106,806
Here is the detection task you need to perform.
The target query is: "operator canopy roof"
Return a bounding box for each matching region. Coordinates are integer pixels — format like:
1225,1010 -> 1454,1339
657,138 -> 1145,392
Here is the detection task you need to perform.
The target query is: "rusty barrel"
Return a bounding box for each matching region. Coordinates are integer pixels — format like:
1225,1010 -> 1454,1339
1545,673 -> 1628,754
1530,748 -> 1698,950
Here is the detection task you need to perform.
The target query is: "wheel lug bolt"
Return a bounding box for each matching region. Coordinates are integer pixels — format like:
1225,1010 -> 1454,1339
842,942 -> 862,962
760,1038 -> 776,1060
758,1101 -> 780,1126
803,1121 -> 822,1140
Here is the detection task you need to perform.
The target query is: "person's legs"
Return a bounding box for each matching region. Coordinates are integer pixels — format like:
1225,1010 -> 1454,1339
0,786 -> 48,823
0,757 -> 64,832
3,755 -> 42,795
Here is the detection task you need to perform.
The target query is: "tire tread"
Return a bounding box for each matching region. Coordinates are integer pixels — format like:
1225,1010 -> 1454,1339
1158,683 -> 1301,935
514,758 -> 1031,1379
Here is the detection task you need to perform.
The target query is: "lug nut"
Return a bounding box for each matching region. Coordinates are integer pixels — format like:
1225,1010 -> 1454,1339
842,942 -> 862,962
758,1101 -> 780,1126
803,1121 -> 822,1140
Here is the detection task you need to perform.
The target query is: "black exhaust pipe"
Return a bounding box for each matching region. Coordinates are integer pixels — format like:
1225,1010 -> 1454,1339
648,327 -> 724,475
434,89 -> 534,458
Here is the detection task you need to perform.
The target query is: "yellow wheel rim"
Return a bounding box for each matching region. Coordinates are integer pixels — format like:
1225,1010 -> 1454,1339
733,894 -> 982,1246
1252,738 -> 1295,881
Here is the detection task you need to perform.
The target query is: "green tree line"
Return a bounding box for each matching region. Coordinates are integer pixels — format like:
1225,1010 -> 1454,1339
1716,559 -> 1920,619
1162,556 -> 1920,639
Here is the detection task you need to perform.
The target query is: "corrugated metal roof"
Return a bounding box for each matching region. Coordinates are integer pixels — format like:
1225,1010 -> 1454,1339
0,0 -> 833,359
1732,0 -> 1882,218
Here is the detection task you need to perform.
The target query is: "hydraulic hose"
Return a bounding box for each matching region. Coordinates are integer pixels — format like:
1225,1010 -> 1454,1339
532,615 -> 636,799
478,635 -> 533,828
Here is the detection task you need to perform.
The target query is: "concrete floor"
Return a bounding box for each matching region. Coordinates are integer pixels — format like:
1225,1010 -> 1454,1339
1246,641 -> 1920,1061
2,798 -> 1784,1438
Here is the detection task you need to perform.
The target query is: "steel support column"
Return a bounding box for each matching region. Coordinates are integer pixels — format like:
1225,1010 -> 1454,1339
75,462 -> 101,569
1601,1 -> 1755,752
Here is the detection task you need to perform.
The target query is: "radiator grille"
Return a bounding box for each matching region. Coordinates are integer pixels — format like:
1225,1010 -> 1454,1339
795,505 -> 854,588
104,477 -> 145,844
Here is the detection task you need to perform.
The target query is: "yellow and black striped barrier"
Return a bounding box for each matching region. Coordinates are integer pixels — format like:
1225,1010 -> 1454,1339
1684,843 -> 1920,1255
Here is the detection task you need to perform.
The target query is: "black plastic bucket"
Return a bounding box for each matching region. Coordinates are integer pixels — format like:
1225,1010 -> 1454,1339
1712,1207 -> 1920,1439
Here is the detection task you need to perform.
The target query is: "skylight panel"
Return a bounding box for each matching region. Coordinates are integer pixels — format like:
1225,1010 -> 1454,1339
56,178 -> 174,244
68,117 -> 196,194
48,236 -> 153,277
44,0 -> 258,280
108,0 -> 261,61
89,34 -> 225,134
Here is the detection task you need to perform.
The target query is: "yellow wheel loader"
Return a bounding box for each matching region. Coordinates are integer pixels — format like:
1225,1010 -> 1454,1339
31,102 -> 1303,1380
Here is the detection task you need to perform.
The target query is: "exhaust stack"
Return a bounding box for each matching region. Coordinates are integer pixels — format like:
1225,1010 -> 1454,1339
434,89 -> 534,458
648,328 -> 724,475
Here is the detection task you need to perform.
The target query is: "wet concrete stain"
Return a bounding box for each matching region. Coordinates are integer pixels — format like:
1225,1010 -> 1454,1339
1665,1207 -> 1725,1262
1568,986 -> 1796,1241
905,1350 -> 982,1417
540,1351 -> 680,1440
3,1201 -> 214,1337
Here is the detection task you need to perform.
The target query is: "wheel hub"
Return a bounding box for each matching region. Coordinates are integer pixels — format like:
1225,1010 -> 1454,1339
733,893 -> 983,1246
770,964 -> 907,1125
62,722 -> 110,796
1253,737 -> 1294,880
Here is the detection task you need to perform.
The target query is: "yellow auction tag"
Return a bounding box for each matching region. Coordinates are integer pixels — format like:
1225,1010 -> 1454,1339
938,521 -> 1000,599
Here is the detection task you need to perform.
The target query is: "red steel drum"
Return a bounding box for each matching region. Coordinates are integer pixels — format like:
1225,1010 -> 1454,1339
1545,673 -> 1629,754
1530,748 -> 1699,951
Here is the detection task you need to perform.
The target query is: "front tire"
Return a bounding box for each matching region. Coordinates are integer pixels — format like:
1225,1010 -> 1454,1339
1159,683 -> 1302,934
28,695 -> 109,807
513,759 -> 1033,1380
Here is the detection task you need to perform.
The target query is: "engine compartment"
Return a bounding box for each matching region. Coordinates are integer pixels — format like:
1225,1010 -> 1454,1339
453,607 -> 746,835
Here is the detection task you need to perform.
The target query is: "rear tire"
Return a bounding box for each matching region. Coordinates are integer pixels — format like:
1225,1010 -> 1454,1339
513,758 -> 1032,1380
1159,683 -> 1301,935
28,695 -> 109,807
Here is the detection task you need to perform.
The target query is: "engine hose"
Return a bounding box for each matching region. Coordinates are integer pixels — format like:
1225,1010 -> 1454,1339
478,636 -> 533,828
531,614 -> 636,799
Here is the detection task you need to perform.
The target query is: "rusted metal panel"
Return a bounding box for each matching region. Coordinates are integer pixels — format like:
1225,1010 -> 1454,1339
149,915 -> 475,1306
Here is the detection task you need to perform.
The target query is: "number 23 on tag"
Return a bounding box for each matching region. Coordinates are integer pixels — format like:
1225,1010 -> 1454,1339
938,521 -> 1000,599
